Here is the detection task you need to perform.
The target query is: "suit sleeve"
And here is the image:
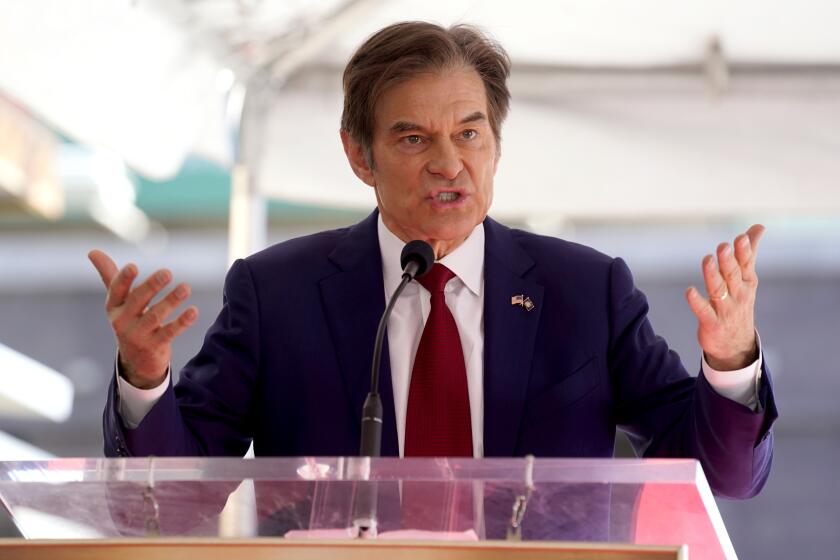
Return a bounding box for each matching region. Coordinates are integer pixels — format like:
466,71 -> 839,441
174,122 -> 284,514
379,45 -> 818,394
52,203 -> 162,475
103,258 -> 260,457
607,257 -> 778,499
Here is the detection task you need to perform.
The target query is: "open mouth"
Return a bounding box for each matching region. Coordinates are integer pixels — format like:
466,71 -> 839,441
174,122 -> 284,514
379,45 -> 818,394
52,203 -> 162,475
435,191 -> 461,202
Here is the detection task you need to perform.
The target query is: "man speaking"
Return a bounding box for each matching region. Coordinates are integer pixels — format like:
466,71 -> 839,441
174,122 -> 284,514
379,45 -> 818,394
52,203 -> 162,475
90,22 -> 776,499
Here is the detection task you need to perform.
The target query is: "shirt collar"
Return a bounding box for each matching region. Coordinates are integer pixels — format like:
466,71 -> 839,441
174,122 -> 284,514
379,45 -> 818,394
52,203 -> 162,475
377,214 -> 484,296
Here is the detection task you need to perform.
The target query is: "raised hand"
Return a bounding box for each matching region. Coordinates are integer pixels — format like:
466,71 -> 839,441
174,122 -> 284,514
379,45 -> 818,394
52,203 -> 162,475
684,225 -> 765,371
88,250 -> 198,389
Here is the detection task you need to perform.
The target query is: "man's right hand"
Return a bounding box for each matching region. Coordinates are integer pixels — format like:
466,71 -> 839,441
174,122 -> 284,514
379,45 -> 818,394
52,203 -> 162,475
88,249 -> 198,389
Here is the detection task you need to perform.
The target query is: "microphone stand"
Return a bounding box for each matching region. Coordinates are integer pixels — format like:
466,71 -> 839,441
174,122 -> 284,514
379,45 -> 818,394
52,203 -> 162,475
353,252 -> 428,538
359,272 -> 414,456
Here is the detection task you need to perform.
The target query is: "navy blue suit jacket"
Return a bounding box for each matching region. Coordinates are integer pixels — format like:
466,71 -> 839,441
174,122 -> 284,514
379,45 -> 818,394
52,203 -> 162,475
104,210 -> 777,498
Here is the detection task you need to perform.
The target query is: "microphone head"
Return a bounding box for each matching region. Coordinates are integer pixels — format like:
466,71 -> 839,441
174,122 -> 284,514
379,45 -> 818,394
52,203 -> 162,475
400,240 -> 435,279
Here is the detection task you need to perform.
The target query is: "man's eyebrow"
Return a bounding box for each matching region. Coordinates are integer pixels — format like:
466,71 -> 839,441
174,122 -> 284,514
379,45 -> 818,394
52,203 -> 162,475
388,112 -> 487,134
460,111 -> 486,125
390,121 -> 422,133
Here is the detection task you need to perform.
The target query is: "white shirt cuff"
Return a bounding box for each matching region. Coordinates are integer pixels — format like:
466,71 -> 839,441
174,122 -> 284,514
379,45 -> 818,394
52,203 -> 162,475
701,332 -> 763,411
115,351 -> 171,429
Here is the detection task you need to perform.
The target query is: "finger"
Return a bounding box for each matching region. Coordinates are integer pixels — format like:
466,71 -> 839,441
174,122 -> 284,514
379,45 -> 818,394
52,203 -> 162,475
746,224 -> 765,256
106,263 -> 140,311
156,306 -> 199,343
140,283 -> 191,331
734,233 -> 757,282
88,250 -> 119,289
716,242 -> 743,297
123,269 -> 172,316
685,286 -> 719,328
701,254 -> 728,302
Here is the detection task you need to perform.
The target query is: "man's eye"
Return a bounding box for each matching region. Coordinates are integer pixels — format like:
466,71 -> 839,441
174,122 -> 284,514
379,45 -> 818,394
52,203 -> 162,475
404,135 -> 422,144
461,129 -> 477,140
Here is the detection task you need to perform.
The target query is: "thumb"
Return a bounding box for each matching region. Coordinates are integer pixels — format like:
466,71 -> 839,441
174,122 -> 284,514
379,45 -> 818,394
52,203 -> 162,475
88,249 -> 119,289
685,286 -> 718,330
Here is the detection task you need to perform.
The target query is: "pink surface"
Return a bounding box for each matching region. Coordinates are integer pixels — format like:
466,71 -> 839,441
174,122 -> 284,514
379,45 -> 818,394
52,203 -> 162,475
284,528 -> 479,541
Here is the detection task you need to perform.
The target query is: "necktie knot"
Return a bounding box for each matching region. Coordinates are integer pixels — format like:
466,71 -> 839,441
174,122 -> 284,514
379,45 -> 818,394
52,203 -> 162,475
417,263 -> 456,294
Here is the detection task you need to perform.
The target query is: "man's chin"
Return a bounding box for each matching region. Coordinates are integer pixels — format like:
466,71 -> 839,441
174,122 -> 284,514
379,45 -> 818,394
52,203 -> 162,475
420,219 -> 482,246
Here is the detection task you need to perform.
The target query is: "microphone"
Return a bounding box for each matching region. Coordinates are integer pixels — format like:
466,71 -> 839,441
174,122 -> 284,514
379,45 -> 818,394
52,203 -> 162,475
353,240 -> 434,538
359,240 -> 435,456
400,240 -> 436,283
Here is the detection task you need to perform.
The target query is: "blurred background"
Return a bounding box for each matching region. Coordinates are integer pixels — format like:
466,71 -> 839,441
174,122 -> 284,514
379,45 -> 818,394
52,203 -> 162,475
0,0 -> 838,556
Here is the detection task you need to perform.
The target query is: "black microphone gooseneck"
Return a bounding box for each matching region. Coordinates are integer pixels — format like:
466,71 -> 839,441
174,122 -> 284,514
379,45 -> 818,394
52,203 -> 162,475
359,240 -> 435,456
353,240 -> 435,538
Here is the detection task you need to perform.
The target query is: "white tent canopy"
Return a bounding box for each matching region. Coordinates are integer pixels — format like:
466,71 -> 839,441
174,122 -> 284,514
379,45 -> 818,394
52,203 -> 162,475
0,0 -> 230,179
259,66 -> 840,221
253,0 -> 840,221
1,0 -> 838,221
315,0 -> 840,66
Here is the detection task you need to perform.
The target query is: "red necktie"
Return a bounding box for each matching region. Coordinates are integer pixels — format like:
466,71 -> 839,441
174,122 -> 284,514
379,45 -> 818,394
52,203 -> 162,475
404,263 -> 473,457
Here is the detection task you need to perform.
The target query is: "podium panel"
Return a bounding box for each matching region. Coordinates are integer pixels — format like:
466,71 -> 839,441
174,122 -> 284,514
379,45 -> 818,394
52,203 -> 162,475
0,457 -> 733,559
0,538 -> 686,560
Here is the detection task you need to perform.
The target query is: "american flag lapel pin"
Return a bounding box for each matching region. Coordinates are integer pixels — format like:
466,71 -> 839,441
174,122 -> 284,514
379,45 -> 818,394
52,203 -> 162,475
511,294 -> 535,311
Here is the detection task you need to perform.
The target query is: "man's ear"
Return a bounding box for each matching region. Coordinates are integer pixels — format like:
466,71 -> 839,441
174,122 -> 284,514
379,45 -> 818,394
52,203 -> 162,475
340,130 -> 375,187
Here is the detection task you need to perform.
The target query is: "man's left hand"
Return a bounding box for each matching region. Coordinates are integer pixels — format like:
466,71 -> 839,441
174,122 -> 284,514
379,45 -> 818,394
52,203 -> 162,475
685,224 -> 765,371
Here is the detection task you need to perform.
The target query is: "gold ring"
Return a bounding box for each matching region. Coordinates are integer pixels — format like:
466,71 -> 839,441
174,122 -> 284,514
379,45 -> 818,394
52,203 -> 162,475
710,288 -> 729,302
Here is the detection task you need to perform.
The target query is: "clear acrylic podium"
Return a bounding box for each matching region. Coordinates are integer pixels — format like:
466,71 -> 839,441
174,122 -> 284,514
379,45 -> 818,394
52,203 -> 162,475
0,457 -> 735,559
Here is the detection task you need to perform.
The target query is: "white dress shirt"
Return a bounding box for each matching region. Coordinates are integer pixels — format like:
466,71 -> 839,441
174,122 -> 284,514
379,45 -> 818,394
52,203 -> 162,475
118,216 -> 763,454
378,215 -> 487,457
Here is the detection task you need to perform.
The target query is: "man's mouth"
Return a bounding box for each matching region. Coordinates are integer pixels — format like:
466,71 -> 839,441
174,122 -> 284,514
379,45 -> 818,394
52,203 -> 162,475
436,192 -> 461,202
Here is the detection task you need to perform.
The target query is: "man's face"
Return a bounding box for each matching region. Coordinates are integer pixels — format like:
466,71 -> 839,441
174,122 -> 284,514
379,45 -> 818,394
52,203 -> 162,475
343,67 -> 499,256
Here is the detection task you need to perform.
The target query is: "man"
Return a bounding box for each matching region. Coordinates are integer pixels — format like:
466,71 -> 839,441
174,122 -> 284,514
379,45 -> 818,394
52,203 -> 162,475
91,22 -> 776,499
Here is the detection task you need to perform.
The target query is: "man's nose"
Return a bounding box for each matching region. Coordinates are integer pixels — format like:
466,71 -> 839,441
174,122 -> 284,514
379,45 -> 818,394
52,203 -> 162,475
426,140 -> 464,181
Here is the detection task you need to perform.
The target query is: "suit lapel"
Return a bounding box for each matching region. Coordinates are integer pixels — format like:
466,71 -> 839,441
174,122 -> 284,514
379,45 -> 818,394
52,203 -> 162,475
482,218 -> 544,457
318,211 -> 399,457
